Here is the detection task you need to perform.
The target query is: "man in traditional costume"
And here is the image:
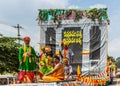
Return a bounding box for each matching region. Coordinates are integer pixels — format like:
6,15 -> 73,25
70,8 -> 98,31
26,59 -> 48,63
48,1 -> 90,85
43,55 -> 64,82
38,46 -> 53,78
18,36 -> 36,83
62,41 -> 74,64
37,46 -> 46,78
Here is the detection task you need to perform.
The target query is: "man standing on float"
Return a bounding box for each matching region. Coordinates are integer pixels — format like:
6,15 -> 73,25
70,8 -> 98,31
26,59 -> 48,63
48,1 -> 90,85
62,41 -> 74,64
18,36 -> 36,83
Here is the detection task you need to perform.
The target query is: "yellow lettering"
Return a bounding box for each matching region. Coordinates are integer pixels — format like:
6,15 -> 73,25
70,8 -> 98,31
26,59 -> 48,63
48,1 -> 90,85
63,30 -> 83,45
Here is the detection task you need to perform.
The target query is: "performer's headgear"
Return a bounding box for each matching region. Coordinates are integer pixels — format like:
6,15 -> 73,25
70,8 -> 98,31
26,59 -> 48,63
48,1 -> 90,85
40,46 -> 45,51
45,46 -> 51,53
63,58 -> 68,63
55,51 -> 60,56
61,41 -> 69,46
23,36 -> 30,42
63,41 -> 69,46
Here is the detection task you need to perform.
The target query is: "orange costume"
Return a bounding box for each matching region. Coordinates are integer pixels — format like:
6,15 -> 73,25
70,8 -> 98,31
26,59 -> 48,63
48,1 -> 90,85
43,62 -> 64,82
62,41 -> 74,63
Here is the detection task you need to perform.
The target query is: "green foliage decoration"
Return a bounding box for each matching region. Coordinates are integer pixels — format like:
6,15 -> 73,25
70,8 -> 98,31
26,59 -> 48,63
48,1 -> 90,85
38,8 -> 109,26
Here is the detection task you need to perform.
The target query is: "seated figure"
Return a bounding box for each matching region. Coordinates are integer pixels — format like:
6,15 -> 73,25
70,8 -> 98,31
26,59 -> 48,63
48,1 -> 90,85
38,46 -> 53,78
42,55 -> 64,82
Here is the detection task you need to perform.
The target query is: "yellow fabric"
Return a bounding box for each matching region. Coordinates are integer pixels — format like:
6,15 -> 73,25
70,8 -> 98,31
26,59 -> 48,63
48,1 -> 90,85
43,63 -> 64,82
23,45 -> 32,63
77,65 -> 81,76
43,76 -> 62,82
52,64 -> 64,78
45,56 -> 53,66
39,54 -> 46,66
40,55 -> 53,66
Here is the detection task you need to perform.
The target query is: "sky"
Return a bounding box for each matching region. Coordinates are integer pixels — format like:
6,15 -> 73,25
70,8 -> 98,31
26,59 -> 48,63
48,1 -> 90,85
0,0 -> 120,58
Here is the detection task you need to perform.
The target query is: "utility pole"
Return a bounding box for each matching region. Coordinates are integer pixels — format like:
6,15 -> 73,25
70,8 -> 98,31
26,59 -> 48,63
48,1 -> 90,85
13,24 -> 23,44
38,20 -> 42,53
0,33 -> 3,36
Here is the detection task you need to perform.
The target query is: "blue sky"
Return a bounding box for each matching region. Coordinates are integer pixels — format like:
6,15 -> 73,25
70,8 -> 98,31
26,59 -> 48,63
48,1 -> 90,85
0,0 -> 120,58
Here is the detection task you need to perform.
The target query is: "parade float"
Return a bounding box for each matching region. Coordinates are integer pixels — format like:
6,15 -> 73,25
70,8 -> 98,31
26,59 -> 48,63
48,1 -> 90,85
38,8 -> 109,73
4,8 -> 110,86
35,8 -> 110,86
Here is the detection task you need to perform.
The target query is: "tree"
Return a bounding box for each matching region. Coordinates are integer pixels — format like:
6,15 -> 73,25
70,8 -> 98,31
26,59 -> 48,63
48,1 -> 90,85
116,57 -> 120,68
0,36 -> 22,74
107,56 -> 116,62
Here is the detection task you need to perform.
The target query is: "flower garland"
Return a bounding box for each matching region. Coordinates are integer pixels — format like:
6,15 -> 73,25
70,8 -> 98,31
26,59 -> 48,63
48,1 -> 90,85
76,71 -> 109,85
23,45 -> 32,63
38,8 -> 109,26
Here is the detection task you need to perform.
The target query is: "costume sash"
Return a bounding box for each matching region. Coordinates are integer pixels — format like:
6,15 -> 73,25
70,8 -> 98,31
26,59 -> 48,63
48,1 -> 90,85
23,45 -> 32,63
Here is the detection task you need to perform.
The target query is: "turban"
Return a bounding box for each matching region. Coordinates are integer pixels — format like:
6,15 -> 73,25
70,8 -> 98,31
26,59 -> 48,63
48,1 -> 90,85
63,42 -> 69,46
23,36 -> 30,42
63,58 -> 68,63
55,51 -> 60,55
61,41 -> 69,46
45,46 -> 51,53
40,46 -> 45,51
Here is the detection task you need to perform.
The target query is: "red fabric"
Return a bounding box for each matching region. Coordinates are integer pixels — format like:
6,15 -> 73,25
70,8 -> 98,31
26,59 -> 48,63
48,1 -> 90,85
64,48 -> 68,58
38,71 -> 43,77
30,71 -> 34,80
18,71 -> 34,82
106,67 -> 110,73
18,71 -> 25,82
39,53 -> 43,61
26,72 -> 34,82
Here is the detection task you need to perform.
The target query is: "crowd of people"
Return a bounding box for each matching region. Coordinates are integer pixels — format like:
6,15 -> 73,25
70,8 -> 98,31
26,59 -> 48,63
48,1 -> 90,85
18,36 -> 74,83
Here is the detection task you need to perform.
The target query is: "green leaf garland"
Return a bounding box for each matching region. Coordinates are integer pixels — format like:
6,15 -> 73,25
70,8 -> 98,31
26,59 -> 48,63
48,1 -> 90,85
38,8 -> 109,26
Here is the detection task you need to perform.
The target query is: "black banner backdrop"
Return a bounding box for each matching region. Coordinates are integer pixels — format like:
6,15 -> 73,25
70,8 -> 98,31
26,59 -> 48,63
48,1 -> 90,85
45,26 -> 101,73
45,28 -> 56,53
62,27 -> 83,73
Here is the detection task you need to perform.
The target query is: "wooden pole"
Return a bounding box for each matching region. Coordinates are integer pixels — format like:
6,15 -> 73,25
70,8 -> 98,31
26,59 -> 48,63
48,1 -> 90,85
38,20 -> 42,53
106,21 -> 109,68
13,24 -> 23,44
